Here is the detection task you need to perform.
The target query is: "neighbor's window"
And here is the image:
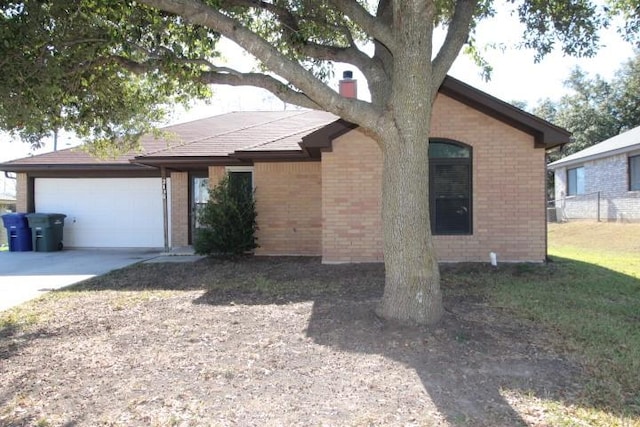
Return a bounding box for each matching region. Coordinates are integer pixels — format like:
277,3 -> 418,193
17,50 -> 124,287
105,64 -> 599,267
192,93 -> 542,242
567,166 -> 585,196
429,140 -> 472,235
630,155 -> 640,191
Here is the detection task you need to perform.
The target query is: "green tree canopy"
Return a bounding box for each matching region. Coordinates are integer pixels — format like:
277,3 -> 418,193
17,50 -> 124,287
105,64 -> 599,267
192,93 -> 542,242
0,1 -> 216,151
535,52 -> 640,160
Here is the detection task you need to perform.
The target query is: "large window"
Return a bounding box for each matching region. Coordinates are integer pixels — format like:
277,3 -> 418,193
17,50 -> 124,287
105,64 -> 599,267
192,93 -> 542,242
630,155 -> 640,191
429,140 -> 472,235
567,166 -> 585,196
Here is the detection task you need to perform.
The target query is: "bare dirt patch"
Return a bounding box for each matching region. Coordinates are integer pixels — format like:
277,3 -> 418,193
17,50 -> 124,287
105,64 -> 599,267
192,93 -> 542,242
1,257 -> 584,426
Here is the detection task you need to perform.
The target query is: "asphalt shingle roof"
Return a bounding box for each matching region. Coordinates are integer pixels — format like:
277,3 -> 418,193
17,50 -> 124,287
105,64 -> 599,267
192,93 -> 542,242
0,110 -> 339,167
548,125 -> 640,169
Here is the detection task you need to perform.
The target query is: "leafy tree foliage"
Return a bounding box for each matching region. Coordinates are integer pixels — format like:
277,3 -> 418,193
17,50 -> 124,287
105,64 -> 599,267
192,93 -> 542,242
1,0 -> 638,324
194,174 -> 258,256
535,53 -> 640,161
0,1 -> 215,152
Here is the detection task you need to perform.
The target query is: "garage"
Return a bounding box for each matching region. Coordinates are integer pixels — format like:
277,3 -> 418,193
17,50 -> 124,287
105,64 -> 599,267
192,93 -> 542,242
34,178 -> 170,248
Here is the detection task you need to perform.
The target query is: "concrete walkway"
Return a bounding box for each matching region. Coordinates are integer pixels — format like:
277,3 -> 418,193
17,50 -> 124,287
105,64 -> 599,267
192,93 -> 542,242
0,249 -> 160,312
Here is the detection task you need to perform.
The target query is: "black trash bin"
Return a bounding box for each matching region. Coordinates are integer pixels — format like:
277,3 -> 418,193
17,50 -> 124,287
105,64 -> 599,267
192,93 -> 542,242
26,213 -> 66,252
1,213 -> 33,252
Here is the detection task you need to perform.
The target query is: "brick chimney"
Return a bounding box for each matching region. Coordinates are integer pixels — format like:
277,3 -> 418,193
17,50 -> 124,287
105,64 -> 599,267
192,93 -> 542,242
339,70 -> 357,99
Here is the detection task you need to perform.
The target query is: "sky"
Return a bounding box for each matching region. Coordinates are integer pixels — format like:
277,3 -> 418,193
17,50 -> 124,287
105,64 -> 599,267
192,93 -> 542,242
1,3 -> 636,163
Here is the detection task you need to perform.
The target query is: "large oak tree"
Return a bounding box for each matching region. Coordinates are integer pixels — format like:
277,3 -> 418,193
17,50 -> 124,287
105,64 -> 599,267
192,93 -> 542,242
1,0 -> 636,324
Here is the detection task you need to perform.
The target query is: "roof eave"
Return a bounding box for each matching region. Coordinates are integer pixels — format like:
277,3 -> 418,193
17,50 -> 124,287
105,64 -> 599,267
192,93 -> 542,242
131,156 -> 251,169
231,150 -> 312,162
0,163 -> 152,173
299,120 -> 359,158
548,144 -> 640,170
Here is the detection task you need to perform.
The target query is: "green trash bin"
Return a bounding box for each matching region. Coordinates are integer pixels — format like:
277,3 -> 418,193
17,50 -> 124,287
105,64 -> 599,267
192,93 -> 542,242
26,213 -> 67,252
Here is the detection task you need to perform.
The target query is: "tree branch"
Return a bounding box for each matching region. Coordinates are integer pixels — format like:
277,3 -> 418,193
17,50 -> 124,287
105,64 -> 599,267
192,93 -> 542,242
432,0 -> 478,86
137,0 -> 381,129
218,0 -> 386,105
106,55 -> 319,110
326,0 -> 396,52
199,71 -> 320,109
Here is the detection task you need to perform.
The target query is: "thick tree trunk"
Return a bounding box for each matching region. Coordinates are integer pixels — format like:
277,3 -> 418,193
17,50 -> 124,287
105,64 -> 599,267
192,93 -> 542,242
377,122 -> 443,326
375,1 -> 443,326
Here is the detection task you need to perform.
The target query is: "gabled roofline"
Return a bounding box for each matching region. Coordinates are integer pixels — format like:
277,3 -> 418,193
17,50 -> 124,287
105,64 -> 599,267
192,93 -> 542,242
0,75 -> 571,174
300,120 -> 358,158
439,76 -> 570,148
300,76 -> 571,156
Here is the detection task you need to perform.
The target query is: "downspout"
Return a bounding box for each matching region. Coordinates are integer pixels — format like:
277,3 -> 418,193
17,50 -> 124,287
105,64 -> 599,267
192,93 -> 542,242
161,166 -> 169,252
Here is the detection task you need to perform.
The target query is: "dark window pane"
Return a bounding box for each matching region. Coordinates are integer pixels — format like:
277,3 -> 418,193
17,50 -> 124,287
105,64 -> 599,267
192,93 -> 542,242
229,171 -> 253,199
431,162 -> 471,234
434,198 -> 470,234
429,142 -> 470,158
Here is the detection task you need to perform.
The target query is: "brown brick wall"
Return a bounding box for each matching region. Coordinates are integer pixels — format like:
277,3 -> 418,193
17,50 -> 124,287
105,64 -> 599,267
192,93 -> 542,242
170,171 -> 189,247
321,94 -> 546,263
208,166 -> 226,187
322,129 -> 384,263
16,173 -> 29,213
432,94 -> 546,262
254,162 -> 322,256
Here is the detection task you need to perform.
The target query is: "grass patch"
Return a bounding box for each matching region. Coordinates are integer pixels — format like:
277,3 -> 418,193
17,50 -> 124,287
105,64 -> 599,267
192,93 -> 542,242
489,222 -> 640,421
0,308 -> 40,337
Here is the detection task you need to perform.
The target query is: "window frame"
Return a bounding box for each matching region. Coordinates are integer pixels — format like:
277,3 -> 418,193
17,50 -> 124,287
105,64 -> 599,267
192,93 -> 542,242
629,155 -> 640,191
189,171 -> 210,244
429,139 -> 473,236
225,166 -> 255,190
566,166 -> 585,196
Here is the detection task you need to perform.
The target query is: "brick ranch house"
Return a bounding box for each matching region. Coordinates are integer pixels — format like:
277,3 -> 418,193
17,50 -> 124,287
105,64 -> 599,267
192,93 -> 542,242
548,125 -> 640,222
0,76 -> 570,262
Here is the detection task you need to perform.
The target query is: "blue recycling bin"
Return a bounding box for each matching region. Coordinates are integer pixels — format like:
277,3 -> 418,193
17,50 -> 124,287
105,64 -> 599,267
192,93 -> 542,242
1,213 -> 33,252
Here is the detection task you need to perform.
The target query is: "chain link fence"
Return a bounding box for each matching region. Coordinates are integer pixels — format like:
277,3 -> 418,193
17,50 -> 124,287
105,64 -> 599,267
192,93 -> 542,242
548,191 -> 640,222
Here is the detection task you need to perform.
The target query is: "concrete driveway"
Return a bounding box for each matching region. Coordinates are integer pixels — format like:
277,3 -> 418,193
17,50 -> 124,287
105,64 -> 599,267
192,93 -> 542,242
0,249 -> 161,312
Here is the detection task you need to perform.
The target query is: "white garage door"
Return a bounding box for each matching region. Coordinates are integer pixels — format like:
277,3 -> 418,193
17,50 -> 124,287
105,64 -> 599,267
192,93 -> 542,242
35,178 -> 170,248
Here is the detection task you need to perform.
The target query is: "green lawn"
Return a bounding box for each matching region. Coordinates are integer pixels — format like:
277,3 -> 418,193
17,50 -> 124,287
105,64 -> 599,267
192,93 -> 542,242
488,222 -> 640,424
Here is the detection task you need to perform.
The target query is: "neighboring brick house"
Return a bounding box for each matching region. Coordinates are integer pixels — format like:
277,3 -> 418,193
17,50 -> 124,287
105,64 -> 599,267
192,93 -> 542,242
0,75 -> 570,262
548,125 -> 640,222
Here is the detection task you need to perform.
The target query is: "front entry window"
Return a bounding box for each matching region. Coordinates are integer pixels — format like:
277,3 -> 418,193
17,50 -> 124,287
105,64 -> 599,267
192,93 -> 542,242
192,175 -> 209,238
191,169 -> 253,243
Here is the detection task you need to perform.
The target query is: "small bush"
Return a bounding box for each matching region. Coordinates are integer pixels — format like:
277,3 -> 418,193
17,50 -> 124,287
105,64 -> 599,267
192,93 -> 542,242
193,174 -> 258,255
